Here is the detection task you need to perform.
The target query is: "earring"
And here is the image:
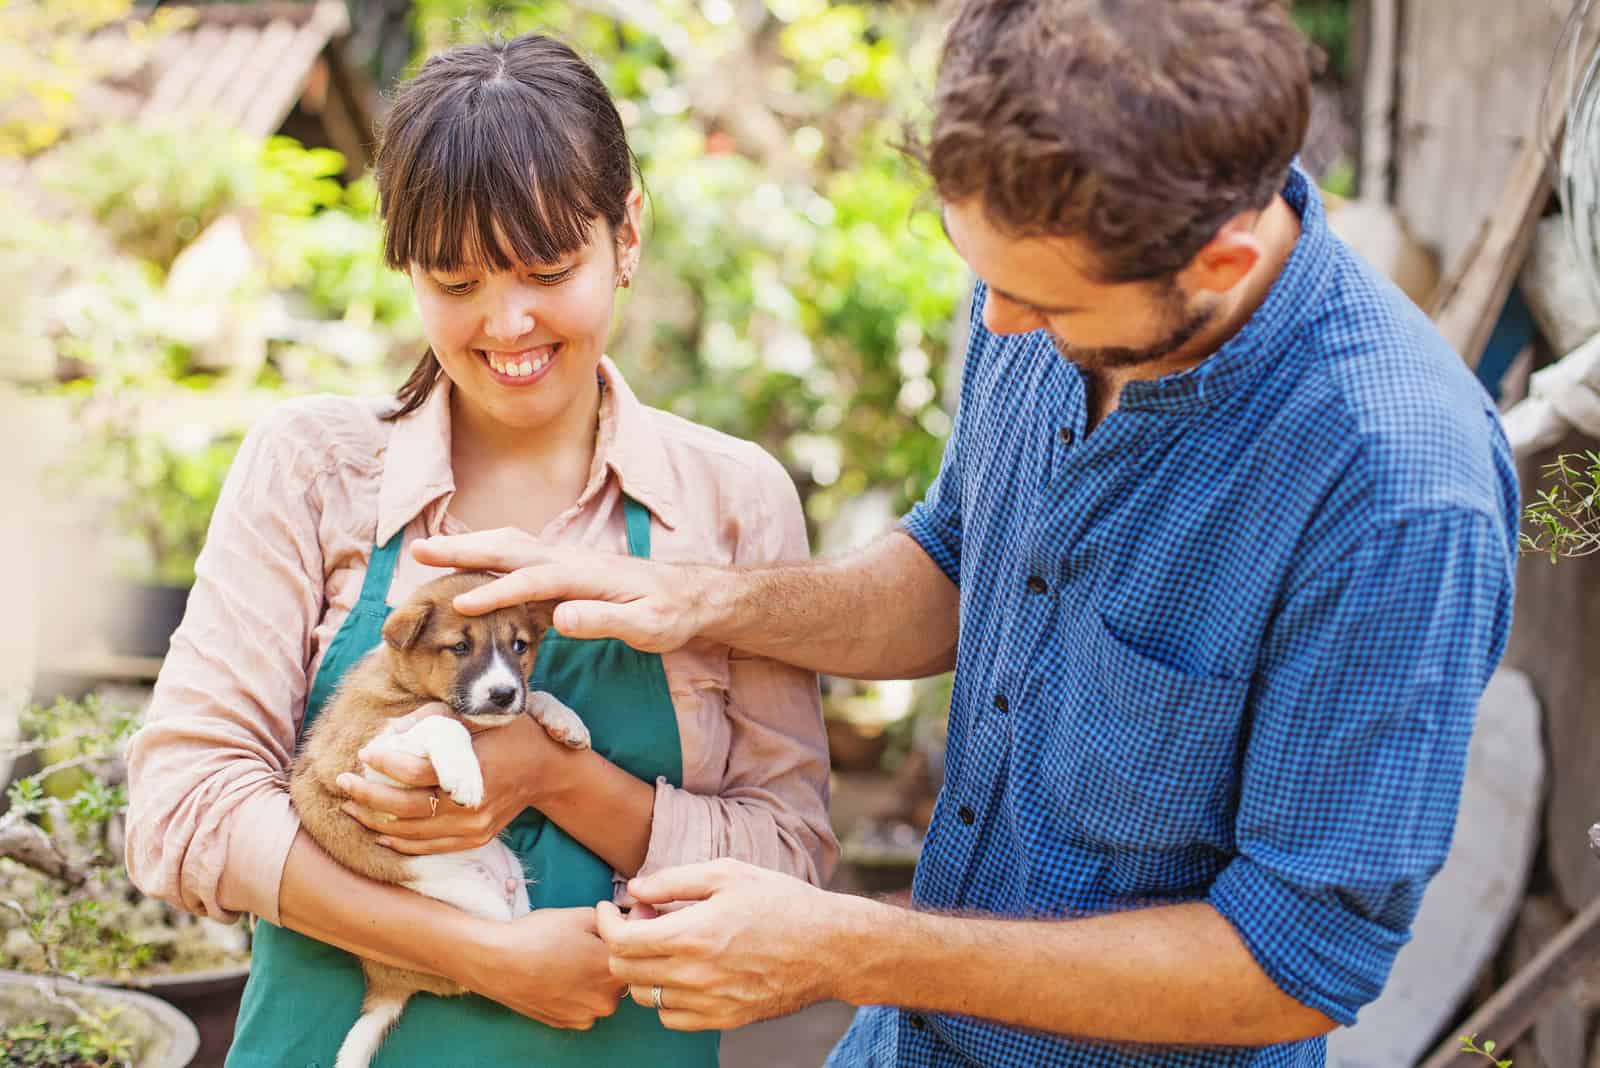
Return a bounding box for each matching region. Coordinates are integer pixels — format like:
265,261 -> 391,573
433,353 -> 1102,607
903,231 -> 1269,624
617,268 -> 634,289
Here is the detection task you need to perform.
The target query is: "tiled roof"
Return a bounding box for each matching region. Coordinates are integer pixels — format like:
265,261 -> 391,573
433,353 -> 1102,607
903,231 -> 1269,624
81,2 -> 371,166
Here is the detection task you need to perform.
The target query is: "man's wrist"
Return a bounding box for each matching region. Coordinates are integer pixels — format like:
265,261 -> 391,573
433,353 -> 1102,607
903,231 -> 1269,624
688,562 -> 742,647
822,892 -> 901,1007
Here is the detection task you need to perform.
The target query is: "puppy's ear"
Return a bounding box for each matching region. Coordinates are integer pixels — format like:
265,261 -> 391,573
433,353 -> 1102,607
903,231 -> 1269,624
523,601 -> 556,640
382,600 -> 433,651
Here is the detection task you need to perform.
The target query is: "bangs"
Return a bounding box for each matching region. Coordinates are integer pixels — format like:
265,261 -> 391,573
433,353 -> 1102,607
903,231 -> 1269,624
380,79 -> 607,273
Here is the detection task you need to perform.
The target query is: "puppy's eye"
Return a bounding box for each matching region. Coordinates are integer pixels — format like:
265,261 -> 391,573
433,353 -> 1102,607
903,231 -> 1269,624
512,638 -> 529,654
450,640 -> 470,655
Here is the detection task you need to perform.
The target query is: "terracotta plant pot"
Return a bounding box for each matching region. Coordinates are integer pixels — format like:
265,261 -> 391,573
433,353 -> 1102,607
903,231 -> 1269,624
1,968 -> 199,1068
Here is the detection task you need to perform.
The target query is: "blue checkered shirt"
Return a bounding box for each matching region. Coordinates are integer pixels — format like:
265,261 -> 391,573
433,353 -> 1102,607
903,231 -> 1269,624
826,167 -> 1519,1067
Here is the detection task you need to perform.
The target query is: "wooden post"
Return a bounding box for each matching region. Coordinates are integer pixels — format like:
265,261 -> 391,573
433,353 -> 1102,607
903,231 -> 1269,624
1426,99 -> 1565,367
1357,0 -> 1399,201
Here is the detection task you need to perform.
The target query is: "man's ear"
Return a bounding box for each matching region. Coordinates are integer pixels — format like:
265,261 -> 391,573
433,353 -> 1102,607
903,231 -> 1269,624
383,600 -> 433,651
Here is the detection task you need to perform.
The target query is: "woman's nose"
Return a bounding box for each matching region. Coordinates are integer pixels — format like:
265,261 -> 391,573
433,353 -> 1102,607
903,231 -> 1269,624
484,291 -> 537,344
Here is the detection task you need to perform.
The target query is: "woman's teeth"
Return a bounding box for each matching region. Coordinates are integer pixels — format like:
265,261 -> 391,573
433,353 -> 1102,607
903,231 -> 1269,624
484,347 -> 555,377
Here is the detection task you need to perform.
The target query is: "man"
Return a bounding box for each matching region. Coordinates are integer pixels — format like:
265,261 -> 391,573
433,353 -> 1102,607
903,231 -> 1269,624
409,1 -> 1518,1063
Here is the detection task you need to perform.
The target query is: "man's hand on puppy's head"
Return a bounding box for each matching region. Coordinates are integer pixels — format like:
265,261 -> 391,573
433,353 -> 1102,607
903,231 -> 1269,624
410,527 -> 708,654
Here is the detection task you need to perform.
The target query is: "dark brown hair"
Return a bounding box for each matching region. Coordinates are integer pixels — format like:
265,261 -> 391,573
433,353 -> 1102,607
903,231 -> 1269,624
923,0 -> 1318,283
375,34 -> 637,418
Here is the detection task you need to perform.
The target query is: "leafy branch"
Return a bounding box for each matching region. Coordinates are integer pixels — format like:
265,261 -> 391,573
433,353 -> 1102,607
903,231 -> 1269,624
1521,450 -> 1600,560
1458,1033 -> 1512,1066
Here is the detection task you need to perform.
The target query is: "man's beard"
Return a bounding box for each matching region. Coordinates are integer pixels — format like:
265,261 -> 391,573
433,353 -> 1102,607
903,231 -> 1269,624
1049,284 -> 1219,371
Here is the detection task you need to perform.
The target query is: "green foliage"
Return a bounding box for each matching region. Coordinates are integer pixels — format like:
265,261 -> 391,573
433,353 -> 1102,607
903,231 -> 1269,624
3,1008 -> 136,1068
1458,1033 -> 1513,1067
1291,0 -> 1352,83
1319,158 -> 1357,200
0,0 -> 188,159
24,121 -> 416,583
41,122 -> 261,271
46,426 -> 244,586
2,695 -> 153,982
1521,450 -> 1600,560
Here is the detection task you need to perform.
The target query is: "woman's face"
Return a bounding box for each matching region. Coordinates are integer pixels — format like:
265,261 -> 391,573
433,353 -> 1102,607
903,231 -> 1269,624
409,190 -> 642,436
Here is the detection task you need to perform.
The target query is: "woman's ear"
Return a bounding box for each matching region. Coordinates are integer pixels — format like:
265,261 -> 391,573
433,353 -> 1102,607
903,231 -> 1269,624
618,187 -> 644,273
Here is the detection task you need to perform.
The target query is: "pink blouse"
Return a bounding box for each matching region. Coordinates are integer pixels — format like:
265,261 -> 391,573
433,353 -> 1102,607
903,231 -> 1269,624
125,358 -> 837,925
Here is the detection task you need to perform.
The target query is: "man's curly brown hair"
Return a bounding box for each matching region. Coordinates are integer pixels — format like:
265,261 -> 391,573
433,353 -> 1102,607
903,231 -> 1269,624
922,0 -> 1319,284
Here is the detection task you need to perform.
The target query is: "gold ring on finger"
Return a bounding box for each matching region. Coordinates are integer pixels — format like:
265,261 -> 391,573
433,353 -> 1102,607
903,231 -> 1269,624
428,791 -> 439,817
651,985 -> 664,1011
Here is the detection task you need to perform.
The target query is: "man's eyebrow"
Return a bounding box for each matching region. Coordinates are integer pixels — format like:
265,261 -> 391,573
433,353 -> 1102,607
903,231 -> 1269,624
938,206 -> 1085,316
987,286 -> 1085,316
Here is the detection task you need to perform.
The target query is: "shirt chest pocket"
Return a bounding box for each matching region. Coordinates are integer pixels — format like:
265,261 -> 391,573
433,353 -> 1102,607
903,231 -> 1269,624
1052,614 -> 1250,855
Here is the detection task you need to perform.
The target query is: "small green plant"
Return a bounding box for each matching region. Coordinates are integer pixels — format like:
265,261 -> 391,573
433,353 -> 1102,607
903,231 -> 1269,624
1521,450 -> 1600,560
1,693 -> 250,984
1458,1033 -> 1512,1066
3,1006 -> 136,1067
1,695 -> 151,981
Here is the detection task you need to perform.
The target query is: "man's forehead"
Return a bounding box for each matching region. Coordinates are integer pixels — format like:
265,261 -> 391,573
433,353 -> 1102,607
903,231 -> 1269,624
939,200 -> 1099,311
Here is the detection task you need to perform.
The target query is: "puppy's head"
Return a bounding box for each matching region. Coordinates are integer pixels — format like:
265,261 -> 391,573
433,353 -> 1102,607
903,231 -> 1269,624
380,572 -> 552,726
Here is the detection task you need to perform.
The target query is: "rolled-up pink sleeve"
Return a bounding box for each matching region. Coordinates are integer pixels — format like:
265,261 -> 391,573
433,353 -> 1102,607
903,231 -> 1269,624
124,411 -> 327,926
637,452 -> 839,888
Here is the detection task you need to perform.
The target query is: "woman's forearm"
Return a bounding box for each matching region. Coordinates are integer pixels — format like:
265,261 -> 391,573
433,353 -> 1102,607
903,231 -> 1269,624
271,829 -> 486,980
524,747 -> 655,877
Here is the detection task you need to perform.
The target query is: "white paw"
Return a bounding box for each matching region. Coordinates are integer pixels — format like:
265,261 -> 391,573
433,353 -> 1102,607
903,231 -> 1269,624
529,691 -> 591,750
433,753 -> 485,809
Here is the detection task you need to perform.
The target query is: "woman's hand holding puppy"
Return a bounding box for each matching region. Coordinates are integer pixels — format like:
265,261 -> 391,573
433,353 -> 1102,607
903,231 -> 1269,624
338,703 -> 561,855
458,906 -> 625,1030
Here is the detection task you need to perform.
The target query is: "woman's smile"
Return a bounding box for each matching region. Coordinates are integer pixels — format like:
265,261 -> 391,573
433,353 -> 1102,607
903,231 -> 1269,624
477,341 -> 562,386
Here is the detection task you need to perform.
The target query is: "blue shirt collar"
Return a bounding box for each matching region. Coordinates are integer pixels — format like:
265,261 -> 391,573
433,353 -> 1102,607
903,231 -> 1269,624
1120,164 -> 1335,413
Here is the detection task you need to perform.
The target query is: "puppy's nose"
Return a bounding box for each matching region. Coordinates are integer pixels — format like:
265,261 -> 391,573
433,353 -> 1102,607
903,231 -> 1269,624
488,686 -> 518,709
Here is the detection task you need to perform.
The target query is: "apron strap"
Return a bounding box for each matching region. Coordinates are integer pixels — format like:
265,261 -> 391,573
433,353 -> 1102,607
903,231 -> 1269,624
622,497 -> 652,560
357,527 -> 405,606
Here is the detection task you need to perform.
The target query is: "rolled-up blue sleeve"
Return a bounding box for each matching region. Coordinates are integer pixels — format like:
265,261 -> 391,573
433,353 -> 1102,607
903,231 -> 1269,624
1209,507 -> 1515,1025
900,430 -> 964,584
900,285 -> 988,586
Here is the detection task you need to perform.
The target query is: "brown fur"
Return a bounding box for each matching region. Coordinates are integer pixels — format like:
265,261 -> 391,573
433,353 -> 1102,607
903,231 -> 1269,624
289,572 -> 551,1010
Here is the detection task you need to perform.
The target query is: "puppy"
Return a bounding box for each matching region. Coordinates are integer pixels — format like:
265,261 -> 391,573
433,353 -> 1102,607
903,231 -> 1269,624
289,571 -> 591,1068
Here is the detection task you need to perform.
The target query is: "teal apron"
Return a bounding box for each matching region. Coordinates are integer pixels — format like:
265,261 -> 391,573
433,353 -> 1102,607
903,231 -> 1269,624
227,498 -> 720,1068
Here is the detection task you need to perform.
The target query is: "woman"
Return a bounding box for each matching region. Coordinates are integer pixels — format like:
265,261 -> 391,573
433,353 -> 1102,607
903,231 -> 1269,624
124,34 -> 836,1067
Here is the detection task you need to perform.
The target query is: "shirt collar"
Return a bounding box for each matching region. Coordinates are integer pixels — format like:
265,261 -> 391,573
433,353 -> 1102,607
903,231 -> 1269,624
1120,163 -> 1335,413
594,355 -> 680,531
376,355 -> 678,547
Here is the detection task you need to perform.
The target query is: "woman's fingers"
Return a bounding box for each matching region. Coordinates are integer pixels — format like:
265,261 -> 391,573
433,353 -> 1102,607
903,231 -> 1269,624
352,746 -> 438,788
374,833 -> 482,855
337,776 -> 436,817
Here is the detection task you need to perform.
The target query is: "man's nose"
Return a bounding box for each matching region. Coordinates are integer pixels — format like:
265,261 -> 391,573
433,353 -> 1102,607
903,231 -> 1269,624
981,294 -> 1042,336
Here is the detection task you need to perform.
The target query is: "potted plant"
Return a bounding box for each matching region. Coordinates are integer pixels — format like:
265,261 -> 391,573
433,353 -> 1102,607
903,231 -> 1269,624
1,970 -> 199,1068
1,693 -> 247,1066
